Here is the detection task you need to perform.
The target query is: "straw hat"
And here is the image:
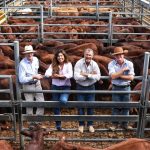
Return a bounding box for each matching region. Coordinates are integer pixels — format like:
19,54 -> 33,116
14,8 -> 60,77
23,45 -> 36,54
112,47 -> 128,55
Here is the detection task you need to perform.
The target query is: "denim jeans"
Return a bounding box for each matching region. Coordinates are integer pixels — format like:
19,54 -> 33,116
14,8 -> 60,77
52,85 -> 70,128
76,84 -> 95,126
112,86 -> 131,126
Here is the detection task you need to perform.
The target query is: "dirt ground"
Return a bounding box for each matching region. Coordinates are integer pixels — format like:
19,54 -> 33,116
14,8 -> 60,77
1,108 -> 150,150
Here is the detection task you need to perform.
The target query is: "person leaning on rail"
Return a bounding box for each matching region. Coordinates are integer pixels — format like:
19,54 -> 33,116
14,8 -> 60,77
45,49 -> 73,131
108,47 -> 135,131
18,45 -> 44,122
74,48 -> 101,133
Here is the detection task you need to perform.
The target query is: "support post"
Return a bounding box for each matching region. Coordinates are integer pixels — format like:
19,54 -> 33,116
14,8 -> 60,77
137,52 -> 150,137
14,41 -> 24,149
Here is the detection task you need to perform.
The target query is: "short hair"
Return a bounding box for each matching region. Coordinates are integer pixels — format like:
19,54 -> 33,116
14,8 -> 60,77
84,48 -> 94,56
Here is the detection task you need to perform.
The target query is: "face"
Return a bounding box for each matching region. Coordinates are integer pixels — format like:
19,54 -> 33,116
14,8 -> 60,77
84,49 -> 93,64
57,52 -> 65,64
25,52 -> 34,62
115,54 -> 124,65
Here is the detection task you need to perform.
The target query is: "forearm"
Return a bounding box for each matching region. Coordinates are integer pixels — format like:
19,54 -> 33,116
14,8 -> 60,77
120,74 -> 134,81
52,74 -> 66,79
110,70 -> 123,79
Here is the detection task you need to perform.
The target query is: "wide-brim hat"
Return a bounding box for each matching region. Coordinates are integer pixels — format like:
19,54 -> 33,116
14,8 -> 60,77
112,47 -> 128,55
23,45 -> 36,54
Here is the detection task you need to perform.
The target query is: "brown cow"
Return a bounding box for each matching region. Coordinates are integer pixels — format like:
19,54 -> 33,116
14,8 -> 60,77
104,138 -> 150,150
0,55 -> 15,69
0,140 -> 13,150
0,45 -> 14,58
52,137 -> 150,150
21,124 -> 50,150
21,26 -> 38,39
115,41 -> 150,50
65,43 -> 98,56
51,135 -> 99,150
1,23 -> 16,41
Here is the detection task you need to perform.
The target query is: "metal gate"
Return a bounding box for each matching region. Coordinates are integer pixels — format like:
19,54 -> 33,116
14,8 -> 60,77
0,75 -> 17,141
12,39 -> 150,149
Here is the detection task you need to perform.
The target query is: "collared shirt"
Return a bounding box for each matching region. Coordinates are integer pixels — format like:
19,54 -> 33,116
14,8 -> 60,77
108,59 -> 135,86
19,56 -> 39,84
45,62 -> 73,86
74,58 -> 101,86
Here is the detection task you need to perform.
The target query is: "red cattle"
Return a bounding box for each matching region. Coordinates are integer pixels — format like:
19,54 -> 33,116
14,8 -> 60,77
1,23 -> 16,41
0,45 -> 14,58
21,124 -> 50,150
65,43 -> 98,56
21,26 -> 38,39
51,43 -> 78,52
73,39 -> 104,53
0,55 -> 15,69
94,55 -> 112,68
39,60 -> 49,72
103,138 -> 150,150
42,40 -> 64,47
52,136 -> 99,150
0,69 -> 16,103
131,82 -> 142,103
0,34 -> 5,42
52,137 -> 150,150
0,140 -> 13,150
115,41 -> 150,50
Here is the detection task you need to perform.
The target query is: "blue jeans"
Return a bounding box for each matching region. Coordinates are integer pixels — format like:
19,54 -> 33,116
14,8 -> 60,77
112,86 -> 131,126
52,85 -> 70,128
76,84 -> 95,126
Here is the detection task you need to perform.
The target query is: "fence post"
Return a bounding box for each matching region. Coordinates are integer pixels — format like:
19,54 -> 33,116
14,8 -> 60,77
14,41 -> 24,149
40,5 -> 44,43
96,0 -> 99,21
137,52 -> 150,137
108,11 -> 112,46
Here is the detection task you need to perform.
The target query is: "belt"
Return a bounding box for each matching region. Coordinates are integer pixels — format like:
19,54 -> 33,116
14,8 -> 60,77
113,84 -> 130,88
26,80 -> 38,85
77,83 -> 95,88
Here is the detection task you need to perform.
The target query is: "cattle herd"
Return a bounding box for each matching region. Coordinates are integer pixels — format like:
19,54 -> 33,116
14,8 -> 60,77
0,0 -> 150,149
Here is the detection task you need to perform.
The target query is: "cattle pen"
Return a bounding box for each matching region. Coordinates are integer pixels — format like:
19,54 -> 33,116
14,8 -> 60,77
0,0 -> 150,149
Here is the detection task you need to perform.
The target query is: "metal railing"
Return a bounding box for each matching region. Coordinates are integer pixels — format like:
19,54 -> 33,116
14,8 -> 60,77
12,41 -> 150,148
0,75 -> 17,141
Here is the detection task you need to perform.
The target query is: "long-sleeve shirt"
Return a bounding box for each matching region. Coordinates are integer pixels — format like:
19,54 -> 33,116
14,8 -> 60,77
108,59 -> 135,86
19,57 -> 39,84
74,58 -> 101,86
45,62 -> 73,86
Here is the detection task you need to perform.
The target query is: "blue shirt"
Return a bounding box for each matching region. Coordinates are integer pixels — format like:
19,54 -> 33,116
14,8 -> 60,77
19,56 -> 39,84
108,59 -> 135,86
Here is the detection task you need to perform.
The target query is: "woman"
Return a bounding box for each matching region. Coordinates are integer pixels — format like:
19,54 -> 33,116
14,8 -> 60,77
45,49 -> 73,130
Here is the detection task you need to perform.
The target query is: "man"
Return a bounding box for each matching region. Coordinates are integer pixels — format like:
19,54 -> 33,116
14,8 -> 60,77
74,48 -> 101,133
19,45 -> 44,116
108,47 -> 135,131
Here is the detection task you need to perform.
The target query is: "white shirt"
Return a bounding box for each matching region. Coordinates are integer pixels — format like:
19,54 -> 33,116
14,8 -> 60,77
74,58 -> 101,86
19,56 -> 39,84
45,62 -> 73,86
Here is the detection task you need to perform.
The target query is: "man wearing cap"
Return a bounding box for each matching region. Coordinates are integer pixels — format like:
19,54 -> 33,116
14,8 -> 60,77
19,45 -> 44,116
74,48 -> 101,133
108,47 -> 135,131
